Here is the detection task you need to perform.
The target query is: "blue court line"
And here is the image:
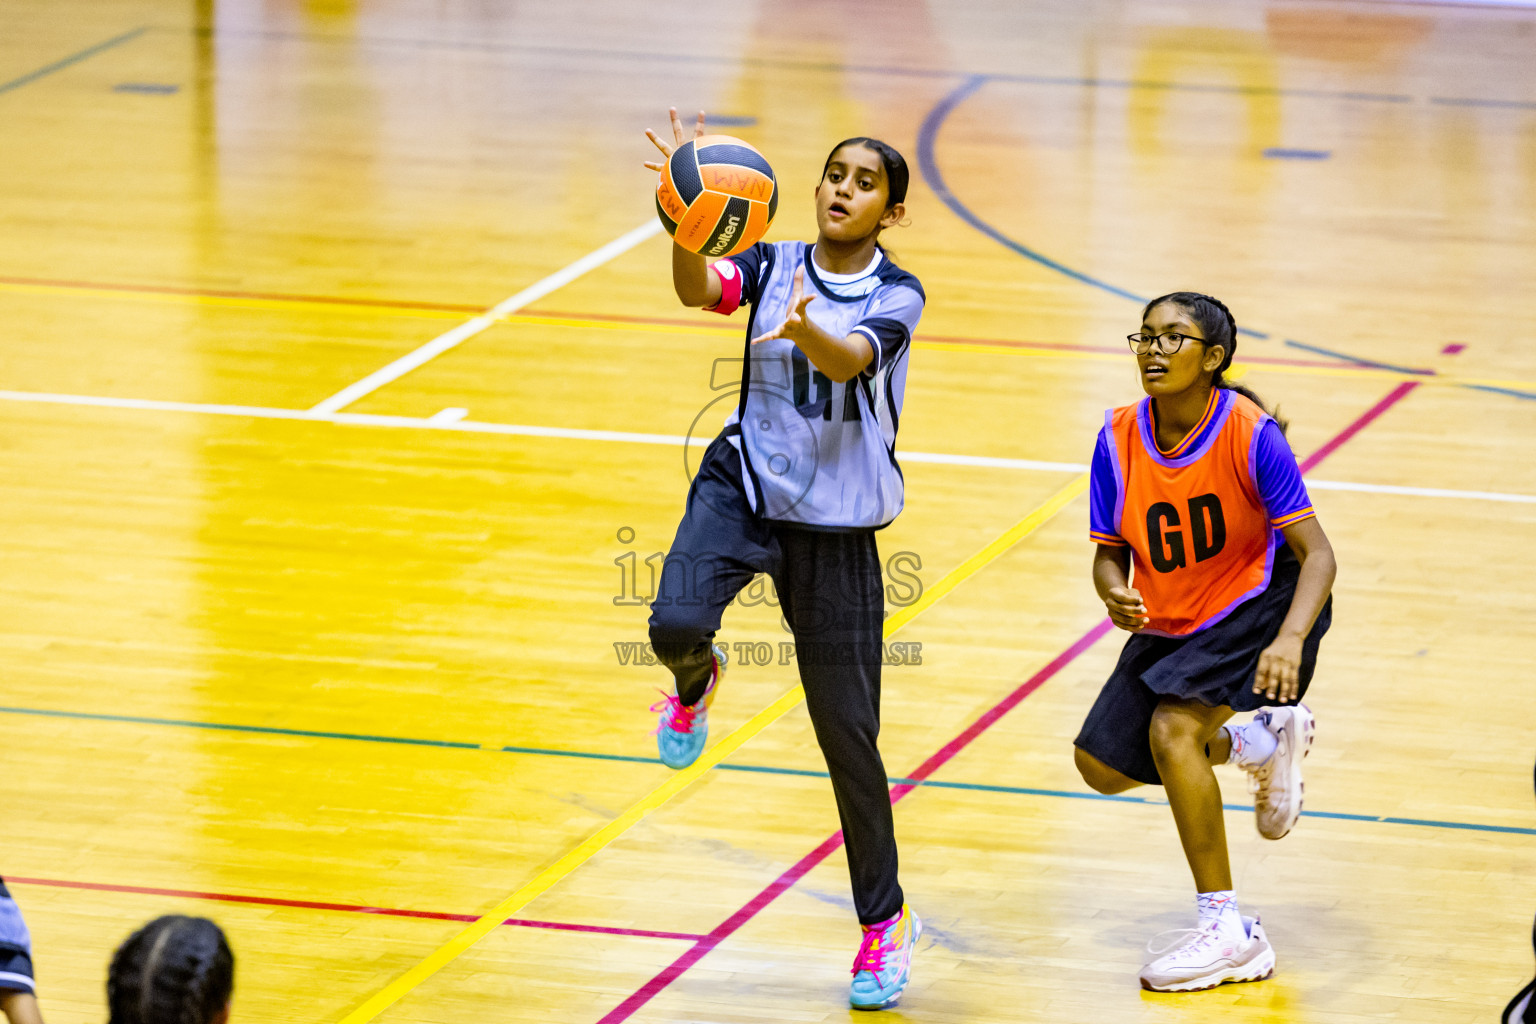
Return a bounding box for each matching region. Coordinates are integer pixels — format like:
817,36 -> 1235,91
4,704 -> 1531,838
0,705 -> 481,749
1431,96 -> 1536,110
1263,148 -> 1331,160
113,82 -> 179,95
916,75 -> 1536,402
915,75 -> 1268,335
0,27 -> 148,96
1284,341 -> 1536,399
1281,339 -> 1436,377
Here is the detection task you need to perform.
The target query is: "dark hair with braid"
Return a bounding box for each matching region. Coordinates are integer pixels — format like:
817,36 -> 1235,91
108,916 -> 234,1024
1142,291 -> 1289,434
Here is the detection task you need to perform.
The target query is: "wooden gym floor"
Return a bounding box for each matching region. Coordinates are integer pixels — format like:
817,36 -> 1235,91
2,1 -> 1533,1021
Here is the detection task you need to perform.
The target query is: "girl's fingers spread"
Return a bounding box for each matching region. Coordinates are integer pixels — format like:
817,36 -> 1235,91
694,110 -> 707,137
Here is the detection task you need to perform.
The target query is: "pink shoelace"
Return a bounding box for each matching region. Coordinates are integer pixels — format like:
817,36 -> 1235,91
850,914 -> 901,975
650,691 -> 702,735
650,654 -> 720,736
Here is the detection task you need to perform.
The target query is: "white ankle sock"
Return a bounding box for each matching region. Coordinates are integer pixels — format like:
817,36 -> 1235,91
1225,719 -> 1277,768
1196,890 -> 1244,937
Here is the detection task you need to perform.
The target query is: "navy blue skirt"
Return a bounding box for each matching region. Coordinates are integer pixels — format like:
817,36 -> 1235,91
1074,546 -> 1331,786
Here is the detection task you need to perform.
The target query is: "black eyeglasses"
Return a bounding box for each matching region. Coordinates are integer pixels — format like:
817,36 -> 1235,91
1127,332 -> 1205,355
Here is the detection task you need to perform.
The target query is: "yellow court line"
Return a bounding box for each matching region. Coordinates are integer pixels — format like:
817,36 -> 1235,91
336,472 -> 1088,1024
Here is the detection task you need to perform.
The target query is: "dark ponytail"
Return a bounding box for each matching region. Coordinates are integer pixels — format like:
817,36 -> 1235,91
1142,291 -> 1288,434
108,916 -> 234,1024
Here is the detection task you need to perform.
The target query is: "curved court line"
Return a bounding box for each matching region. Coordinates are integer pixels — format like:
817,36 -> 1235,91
915,76 -> 1536,402
332,474 -> 1087,1023
0,26 -> 147,95
915,76 -> 1172,312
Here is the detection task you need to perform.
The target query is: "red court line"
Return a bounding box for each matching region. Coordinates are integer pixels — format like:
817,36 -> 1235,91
0,275 -> 485,315
596,380 -> 1422,1023
0,273 -> 1360,372
6,876 -> 705,943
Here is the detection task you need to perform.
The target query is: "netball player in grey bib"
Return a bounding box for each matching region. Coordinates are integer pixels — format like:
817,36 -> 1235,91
643,109 -> 925,1010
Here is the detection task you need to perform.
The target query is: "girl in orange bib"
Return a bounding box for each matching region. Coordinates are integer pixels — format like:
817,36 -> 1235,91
1074,292 -> 1337,993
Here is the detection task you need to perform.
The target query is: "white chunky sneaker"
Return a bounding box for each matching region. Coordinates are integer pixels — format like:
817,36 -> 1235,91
1245,704 -> 1315,839
1140,916 -> 1275,993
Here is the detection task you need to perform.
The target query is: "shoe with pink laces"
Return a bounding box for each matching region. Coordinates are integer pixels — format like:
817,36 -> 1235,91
651,644 -> 725,769
1244,704 -> 1315,839
849,903 -> 921,1010
1140,915 -> 1274,992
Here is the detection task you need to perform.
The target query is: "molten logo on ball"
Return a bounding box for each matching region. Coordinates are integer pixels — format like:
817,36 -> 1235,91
705,215 -> 742,257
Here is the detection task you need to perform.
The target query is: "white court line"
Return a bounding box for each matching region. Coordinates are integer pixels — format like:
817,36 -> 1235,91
4,387 -> 1535,506
307,219 -> 665,415
903,451 -> 1088,473
1303,478 -> 1536,504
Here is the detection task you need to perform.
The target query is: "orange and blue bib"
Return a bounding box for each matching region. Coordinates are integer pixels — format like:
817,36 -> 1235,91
1087,389 -> 1315,637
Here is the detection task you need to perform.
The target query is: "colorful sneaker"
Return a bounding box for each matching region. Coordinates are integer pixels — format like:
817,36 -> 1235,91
1246,704 -> 1315,839
650,644 -> 725,770
849,904 -> 921,1010
1139,915 -> 1274,993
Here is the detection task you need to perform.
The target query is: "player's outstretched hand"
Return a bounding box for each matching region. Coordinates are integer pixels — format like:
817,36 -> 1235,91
1104,586 -> 1148,632
644,107 -> 706,172
751,267 -> 816,345
1253,633 -> 1303,703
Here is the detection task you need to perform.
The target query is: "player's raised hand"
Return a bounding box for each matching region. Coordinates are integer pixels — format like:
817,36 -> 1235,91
644,107 -> 706,172
1253,633 -> 1303,702
751,267 -> 817,345
1104,586 -> 1148,632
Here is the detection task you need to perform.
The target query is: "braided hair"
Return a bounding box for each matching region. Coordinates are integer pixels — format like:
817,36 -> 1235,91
1141,291 -> 1289,434
108,916 -> 234,1024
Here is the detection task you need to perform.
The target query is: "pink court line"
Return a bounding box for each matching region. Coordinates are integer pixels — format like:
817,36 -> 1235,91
6,876 -> 705,943
1299,381 -> 1419,474
597,620 -> 1116,1024
596,379 -> 1423,1024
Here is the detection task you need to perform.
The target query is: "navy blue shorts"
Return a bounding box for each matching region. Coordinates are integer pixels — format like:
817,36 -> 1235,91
1074,547 -> 1331,787
0,879 -> 35,995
